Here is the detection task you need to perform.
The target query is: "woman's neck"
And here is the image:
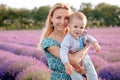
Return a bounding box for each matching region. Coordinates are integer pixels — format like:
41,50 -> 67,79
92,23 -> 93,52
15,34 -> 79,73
49,30 -> 66,43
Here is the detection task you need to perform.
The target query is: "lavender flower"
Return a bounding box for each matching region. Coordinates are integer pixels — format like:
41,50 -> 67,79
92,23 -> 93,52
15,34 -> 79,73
0,54 -> 48,79
98,62 -> 120,80
0,49 -> 17,65
0,41 -> 44,61
89,54 -> 108,72
16,64 -> 51,80
0,27 -> 120,79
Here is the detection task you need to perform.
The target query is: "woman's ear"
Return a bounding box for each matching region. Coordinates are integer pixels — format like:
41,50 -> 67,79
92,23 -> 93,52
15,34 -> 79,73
50,18 -> 54,28
50,17 -> 53,23
68,22 -> 71,27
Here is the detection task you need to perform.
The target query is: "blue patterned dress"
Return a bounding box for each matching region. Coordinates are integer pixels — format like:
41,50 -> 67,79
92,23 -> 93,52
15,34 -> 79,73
42,38 -> 72,80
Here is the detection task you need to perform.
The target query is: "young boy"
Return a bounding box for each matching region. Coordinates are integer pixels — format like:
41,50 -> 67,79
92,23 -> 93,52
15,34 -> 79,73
60,12 -> 101,80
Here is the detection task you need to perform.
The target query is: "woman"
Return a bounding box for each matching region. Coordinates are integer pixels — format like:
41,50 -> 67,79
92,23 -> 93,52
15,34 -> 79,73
38,3 -> 90,80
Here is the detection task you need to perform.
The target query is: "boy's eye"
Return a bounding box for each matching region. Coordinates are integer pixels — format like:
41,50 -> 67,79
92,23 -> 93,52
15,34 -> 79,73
80,27 -> 84,29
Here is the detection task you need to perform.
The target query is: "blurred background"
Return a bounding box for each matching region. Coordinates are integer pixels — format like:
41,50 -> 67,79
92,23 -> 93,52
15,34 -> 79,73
0,0 -> 120,30
0,0 -> 120,80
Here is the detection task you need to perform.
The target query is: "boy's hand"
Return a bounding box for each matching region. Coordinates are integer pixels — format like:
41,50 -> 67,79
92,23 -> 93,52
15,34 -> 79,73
64,62 -> 74,75
93,42 -> 101,52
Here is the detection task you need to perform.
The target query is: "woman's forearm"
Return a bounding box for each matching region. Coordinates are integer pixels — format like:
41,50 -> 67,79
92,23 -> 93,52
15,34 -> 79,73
47,43 -> 90,65
74,43 -> 90,59
68,43 -> 90,64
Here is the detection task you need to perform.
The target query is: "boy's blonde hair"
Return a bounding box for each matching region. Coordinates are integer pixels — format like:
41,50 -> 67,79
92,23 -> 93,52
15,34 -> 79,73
69,12 -> 87,26
37,3 -> 71,50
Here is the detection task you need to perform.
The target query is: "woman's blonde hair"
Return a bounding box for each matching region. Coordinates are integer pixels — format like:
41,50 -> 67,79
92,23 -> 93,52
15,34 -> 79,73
37,3 -> 71,50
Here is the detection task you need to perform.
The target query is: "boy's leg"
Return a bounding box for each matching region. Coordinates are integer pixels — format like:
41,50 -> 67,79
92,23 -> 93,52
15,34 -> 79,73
84,55 -> 98,80
70,71 -> 83,80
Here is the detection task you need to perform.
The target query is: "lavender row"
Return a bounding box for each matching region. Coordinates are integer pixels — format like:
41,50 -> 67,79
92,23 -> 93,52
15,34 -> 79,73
0,27 -> 120,80
0,41 -> 44,60
98,62 -> 120,80
0,30 -> 42,47
0,49 -> 51,80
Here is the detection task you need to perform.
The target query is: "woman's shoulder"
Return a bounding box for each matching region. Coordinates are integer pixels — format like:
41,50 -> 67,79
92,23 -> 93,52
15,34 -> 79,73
42,38 -> 60,49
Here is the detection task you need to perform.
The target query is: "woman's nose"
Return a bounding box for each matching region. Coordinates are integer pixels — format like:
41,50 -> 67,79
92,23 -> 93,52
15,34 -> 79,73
60,19 -> 65,24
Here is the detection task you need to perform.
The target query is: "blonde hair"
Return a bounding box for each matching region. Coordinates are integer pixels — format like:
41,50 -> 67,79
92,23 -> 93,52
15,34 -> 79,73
37,3 -> 71,50
69,12 -> 87,25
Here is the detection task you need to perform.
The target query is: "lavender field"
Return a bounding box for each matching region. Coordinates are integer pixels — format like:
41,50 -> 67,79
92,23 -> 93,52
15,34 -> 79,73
0,27 -> 120,80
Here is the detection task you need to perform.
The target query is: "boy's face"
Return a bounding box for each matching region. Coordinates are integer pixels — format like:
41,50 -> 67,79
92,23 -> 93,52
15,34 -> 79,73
69,18 -> 86,39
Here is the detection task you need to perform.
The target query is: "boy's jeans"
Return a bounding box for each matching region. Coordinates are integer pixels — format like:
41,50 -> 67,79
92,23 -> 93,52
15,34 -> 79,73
70,54 -> 98,80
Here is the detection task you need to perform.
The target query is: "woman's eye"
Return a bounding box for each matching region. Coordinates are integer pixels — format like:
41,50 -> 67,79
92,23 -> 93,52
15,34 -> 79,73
74,26 -> 78,28
56,16 -> 61,19
65,17 -> 69,20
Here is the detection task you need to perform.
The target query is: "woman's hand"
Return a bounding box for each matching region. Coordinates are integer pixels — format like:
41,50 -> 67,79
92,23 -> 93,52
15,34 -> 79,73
64,62 -> 74,75
72,61 -> 86,74
68,42 -> 90,74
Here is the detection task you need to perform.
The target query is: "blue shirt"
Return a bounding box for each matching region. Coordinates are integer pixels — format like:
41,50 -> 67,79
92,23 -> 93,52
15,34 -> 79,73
60,33 -> 97,64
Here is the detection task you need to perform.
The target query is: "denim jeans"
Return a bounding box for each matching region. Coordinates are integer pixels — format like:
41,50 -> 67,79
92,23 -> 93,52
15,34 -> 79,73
70,54 -> 98,80
70,71 -> 83,80
84,54 -> 98,80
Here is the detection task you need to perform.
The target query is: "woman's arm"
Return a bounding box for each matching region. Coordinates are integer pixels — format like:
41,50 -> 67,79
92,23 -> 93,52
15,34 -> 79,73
68,43 -> 90,65
46,46 -> 60,58
46,43 -> 90,64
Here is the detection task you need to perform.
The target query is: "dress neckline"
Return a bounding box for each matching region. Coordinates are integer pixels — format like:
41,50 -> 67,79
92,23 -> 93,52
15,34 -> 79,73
45,37 -> 61,45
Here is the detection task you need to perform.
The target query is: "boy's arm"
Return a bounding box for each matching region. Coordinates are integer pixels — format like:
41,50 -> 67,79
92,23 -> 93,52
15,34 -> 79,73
60,34 -> 74,74
93,41 -> 101,52
60,34 -> 71,64
87,35 -> 101,52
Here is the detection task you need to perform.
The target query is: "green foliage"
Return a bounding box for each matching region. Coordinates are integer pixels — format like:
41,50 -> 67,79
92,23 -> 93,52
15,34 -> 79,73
31,5 -> 50,21
0,2 -> 120,30
0,4 -> 50,30
79,2 -> 120,27
94,3 -> 120,26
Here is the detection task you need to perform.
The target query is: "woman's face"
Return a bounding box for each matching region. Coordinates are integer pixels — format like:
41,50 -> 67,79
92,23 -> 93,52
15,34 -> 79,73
51,8 -> 70,31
